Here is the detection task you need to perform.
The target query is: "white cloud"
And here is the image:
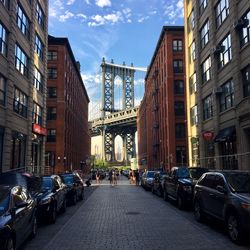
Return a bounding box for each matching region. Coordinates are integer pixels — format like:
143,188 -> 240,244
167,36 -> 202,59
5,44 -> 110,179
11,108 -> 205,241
77,13 -> 87,22
49,0 -> 64,17
59,11 -> 74,22
85,0 -> 90,4
88,11 -> 123,26
95,0 -> 111,8
163,0 -> 184,22
67,0 -> 75,5
138,16 -> 149,23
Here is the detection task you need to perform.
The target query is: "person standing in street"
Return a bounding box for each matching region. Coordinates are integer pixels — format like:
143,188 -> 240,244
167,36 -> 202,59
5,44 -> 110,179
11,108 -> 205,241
135,170 -> 140,186
109,170 -> 113,185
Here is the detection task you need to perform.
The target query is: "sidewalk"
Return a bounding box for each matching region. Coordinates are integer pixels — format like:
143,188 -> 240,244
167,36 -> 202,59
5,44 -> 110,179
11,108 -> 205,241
43,176 -> 248,250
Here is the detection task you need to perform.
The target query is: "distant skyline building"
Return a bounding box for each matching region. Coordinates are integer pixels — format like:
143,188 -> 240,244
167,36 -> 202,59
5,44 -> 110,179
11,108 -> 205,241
184,0 -> 250,170
0,0 -> 48,173
138,26 -> 187,171
46,35 -> 90,174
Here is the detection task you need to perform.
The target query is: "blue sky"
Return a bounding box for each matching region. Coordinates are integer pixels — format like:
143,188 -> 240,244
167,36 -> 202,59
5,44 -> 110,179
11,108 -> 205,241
48,0 -> 184,118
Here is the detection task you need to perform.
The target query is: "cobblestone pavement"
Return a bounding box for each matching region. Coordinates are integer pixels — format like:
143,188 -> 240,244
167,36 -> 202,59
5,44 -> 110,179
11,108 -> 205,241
24,176 -> 250,250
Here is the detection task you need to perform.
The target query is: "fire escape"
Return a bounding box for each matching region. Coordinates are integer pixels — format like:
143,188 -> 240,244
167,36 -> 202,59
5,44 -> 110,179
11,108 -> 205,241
152,70 -> 160,167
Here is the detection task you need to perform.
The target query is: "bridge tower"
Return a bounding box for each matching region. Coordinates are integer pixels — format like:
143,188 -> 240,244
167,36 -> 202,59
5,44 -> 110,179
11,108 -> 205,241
101,58 -> 136,163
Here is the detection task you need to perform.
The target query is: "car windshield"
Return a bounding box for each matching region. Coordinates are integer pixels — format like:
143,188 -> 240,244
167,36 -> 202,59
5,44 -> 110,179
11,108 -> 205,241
147,172 -> 155,178
177,168 -> 190,178
0,187 -> 10,216
42,177 -> 53,190
189,168 -> 208,180
61,175 -> 74,184
226,173 -> 250,193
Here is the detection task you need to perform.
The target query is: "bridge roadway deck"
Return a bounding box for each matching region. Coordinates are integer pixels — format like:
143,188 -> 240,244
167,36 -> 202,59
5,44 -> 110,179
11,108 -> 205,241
30,176 -> 250,250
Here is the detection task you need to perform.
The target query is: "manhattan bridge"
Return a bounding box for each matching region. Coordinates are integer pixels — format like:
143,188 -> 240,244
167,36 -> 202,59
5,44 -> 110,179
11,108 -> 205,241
89,58 -> 147,165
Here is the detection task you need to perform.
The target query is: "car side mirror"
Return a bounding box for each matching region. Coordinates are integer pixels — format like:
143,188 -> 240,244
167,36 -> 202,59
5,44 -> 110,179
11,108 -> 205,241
216,185 -> 227,194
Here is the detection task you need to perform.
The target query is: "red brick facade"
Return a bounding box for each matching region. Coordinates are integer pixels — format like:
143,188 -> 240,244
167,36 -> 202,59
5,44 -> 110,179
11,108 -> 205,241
46,36 -> 90,174
137,26 -> 188,171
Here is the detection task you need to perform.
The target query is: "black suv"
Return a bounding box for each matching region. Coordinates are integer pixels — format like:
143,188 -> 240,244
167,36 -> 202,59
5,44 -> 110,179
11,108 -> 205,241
162,167 -> 208,209
193,171 -> 250,243
36,175 -> 67,223
151,171 -> 168,197
60,172 -> 84,205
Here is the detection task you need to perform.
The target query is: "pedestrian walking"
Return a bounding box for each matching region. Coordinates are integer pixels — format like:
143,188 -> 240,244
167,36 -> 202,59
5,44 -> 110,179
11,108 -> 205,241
112,169 -> 117,185
135,170 -> 140,186
109,170 -> 113,185
96,171 -> 100,184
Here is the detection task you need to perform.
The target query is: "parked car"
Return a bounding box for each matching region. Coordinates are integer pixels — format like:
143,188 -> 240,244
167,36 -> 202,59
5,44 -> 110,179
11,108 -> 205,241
36,175 -> 67,223
60,172 -> 84,205
141,171 -> 156,190
0,185 -> 37,250
162,167 -> 208,209
151,171 -> 168,197
193,171 -> 250,243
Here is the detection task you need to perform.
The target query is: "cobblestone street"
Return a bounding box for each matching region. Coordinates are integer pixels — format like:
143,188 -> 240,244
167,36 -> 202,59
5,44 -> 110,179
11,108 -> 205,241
22,176 -> 250,250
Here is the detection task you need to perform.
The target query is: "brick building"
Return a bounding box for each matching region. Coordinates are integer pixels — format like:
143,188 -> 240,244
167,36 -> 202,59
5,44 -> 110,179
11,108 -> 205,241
46,35 -> 90,174
184,0 -> 250,170
138,26 -> 187,171
0,0 -> 48,173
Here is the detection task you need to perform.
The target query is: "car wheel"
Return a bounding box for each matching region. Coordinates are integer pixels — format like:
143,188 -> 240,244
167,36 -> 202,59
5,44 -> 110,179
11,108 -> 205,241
227,214 -> 243,243
79,189 -> 84,200
61,198 -> 67,213
177,195 -> 184,210
163,190 -> 168,201
72,193 -> 77,205
30,216 -> 37,238
49,204 -> 57,224
194,200 -> 204,222
4,237 -> 15,250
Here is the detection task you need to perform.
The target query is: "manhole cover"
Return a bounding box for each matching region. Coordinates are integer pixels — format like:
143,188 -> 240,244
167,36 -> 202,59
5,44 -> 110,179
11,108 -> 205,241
126,212 -> 140,215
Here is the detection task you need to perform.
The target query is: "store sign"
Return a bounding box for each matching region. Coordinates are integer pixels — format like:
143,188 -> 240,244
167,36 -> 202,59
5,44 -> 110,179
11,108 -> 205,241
33,124 -> 47,136
202,131 -> 214,141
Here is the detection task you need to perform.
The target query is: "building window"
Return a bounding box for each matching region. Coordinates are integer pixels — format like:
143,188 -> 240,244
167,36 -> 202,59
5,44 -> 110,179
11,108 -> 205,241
219,80 -> 234,112
201,57 -> 211,84
1,0 -> 9,8
242,65 -> 250,97
200,20 -> 209,48
215,0 -> 229,28
176,146 -> 186,166
10,131 -> 26,170
191,137 -> 199,166
175,123 -> 185,139
48,68 -> 57,79
15,44 -> 28,76
240,10 -> 250,47
35,34 -> 44,59
0,23 -> 7,56
204,141 -> 215,169
175,101 -> 185,116
34,67 -> 43,92
188,10 -> 195,32
47,129 -> 56,142
199,0 -> 208,15
48,51 -> 57,61
13,88 -> 27,118
218,34 -> 232,69
16,4 -> 30,38
174,80 -> 184,95
173,40 -> 183,51
190,40 -> 196,61
203,95 -> 213,120
173,60 -> 183,73
191,105 -> 198,125
33,102 -> 42,126
0,126 -> 4,173
0,75 -> 6,106
47,107 -> 57,120
36,3 -> 45,29
190,72 -> 197,93
47,87 -> 57,98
